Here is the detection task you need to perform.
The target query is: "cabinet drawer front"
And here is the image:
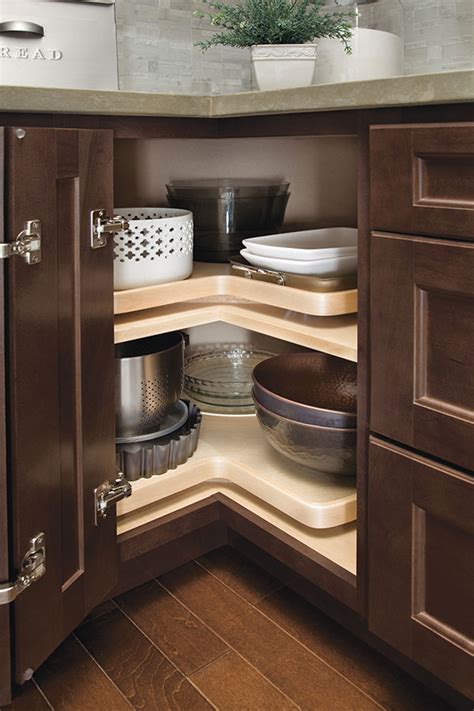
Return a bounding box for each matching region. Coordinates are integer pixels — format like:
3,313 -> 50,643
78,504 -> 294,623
370,232 -> 474,470
369,438 -> 473,698
370,123 -> 474,239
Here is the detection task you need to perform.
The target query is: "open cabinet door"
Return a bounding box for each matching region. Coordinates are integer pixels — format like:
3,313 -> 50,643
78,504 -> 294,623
3,126 -> 120,685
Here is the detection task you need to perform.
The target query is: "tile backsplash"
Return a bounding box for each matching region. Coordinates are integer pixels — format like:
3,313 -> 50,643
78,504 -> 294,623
116,0 -> 474,94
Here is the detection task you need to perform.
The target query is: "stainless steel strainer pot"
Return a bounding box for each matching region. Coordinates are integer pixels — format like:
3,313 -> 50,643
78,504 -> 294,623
115,332 -> 184,439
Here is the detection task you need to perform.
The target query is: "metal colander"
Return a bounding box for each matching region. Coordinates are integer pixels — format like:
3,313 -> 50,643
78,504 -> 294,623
115,332 -> 184,440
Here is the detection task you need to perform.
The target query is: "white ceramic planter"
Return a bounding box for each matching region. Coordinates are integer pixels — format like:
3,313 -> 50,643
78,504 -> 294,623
313,28 -> 403,84
251,44 -> 317,91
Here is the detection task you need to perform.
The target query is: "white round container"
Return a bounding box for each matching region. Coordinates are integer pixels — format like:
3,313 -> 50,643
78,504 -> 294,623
313,28 -> 403,84
114,208 -> 193,291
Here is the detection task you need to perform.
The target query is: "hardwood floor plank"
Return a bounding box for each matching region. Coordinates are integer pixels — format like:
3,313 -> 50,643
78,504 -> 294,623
76,606 -> 212,711
191,651 -> 298,710
258,587 -> 451,711
115,579 -> 228,675
33,636 -> 131,711
160,562 -> 379,710
6,681 -> 51,711
198,545 -> 282,604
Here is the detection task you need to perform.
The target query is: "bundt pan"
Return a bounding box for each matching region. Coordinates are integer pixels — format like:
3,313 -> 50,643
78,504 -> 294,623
253,395 -> 357,477
252,352 -> 357,428
117,402 -> 202,481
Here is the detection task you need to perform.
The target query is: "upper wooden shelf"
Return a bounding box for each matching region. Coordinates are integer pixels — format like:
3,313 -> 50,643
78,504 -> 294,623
114,263 -> 358,360
114,263 -> 357,318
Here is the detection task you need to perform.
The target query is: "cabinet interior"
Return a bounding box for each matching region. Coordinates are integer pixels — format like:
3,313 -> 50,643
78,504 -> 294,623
113,134 -> 360,579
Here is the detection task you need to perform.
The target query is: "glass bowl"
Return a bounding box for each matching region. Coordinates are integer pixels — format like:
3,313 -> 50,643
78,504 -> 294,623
184,344 -> 275,408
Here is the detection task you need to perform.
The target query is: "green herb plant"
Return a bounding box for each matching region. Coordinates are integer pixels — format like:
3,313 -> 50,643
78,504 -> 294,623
194,0 -> 354,53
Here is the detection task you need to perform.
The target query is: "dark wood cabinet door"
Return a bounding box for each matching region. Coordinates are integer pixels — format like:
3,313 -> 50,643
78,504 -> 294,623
371,231 -> 474,470
368,438 -> 473,698
370,123 -> 474,240
4,126 -> 117,683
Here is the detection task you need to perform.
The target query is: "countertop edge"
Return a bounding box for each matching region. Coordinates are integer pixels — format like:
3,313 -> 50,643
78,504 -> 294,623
210,70 -> 474,118
0,70 -> 472,119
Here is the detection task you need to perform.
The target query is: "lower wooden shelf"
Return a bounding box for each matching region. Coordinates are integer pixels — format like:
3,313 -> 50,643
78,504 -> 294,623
117,413 -> 357,572
115,302 -> 358,361
118,485 -> 357,575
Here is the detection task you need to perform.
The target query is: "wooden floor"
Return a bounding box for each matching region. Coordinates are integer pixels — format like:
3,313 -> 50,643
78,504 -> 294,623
7,546 -> 451,710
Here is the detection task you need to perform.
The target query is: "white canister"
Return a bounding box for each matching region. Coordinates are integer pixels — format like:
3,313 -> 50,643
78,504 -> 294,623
313,27 -> 403,84
0,0 -> 118,90
114,208 -> 194,292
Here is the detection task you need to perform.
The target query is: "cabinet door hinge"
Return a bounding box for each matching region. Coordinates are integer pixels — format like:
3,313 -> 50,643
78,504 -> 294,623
90,209 -> 129,249
0,220 -> 42,265
0,533 -> 46,606
94,472 -> 132,525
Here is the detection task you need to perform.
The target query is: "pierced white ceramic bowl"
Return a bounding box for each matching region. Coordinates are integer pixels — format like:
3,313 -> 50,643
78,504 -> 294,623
114,207 -> 193,291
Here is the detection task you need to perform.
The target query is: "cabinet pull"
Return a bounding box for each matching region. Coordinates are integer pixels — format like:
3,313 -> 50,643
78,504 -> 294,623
0,21 -> 45,37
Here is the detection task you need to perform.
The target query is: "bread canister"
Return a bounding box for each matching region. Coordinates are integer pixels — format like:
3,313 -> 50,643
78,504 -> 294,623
0,0 -> 118,90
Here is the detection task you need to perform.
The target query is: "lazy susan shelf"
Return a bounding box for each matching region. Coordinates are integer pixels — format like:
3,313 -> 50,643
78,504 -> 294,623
114,263 -> 358,318
115,302 -> 358,361
117,414 -> 357,533
118,486 -> 357,576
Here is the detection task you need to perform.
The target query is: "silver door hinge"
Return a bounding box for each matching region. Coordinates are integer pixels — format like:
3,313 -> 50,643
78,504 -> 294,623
0,220 -> 42,265
91,209 -> 129,249
94,472 -> 132,525
0,533 -> 46,606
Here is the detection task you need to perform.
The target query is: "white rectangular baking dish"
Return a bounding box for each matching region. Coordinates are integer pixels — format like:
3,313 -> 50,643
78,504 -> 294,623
243,227 -> 357,261
240,249 -> 357,277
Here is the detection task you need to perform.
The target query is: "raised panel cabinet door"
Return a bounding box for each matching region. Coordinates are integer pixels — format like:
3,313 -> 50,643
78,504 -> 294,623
370,123 -> 474,240
368,438 -> 473,699
370,231 -> 474,470
4,126 -> 117,684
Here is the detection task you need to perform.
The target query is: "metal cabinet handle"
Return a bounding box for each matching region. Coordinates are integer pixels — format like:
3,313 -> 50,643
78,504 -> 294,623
0,21 -> 45,37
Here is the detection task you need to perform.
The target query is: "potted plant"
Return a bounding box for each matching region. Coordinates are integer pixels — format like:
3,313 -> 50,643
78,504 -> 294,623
194,0 -> 354,91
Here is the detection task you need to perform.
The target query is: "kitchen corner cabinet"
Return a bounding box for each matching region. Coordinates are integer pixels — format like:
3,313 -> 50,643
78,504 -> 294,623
0,106 -> 473,708
0,127 -> 118,684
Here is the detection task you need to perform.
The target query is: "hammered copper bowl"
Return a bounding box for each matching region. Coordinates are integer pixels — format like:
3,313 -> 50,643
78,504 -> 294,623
253,395 -> 357,477
252,352 -> 357,428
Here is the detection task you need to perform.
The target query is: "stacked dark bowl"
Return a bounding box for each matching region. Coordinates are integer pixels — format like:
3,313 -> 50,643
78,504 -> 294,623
252,352 -> 357,477
166,179 -> 290,263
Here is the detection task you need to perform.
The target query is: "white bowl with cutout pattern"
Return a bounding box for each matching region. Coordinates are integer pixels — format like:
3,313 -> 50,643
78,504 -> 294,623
114,207 -> 193,291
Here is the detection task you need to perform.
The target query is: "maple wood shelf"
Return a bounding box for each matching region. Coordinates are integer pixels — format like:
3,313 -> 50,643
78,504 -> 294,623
117,413 -> 357,570
114,263 -> 357,318
115,302 -> 357,361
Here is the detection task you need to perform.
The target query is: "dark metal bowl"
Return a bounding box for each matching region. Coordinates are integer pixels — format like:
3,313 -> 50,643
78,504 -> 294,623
252,352 -> 357,428
254,394 -> 357,477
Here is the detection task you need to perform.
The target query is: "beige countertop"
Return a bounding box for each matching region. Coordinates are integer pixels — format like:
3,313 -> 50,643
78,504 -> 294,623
0,70 -> 472,118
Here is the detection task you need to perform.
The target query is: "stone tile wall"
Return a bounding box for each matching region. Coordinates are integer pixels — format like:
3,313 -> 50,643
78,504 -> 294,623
403,0 -> 473,74
116,0 -> 474,94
